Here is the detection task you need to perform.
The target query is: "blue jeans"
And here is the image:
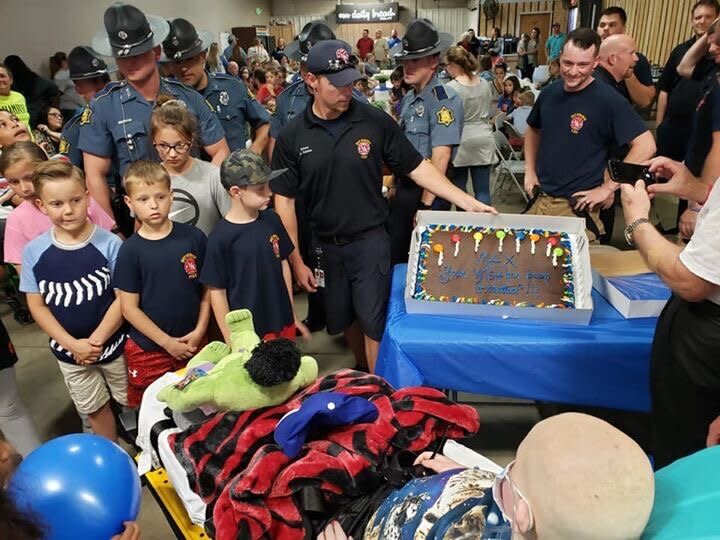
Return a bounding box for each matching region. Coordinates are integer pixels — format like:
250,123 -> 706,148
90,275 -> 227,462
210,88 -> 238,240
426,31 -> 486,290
433,165 -> 492,210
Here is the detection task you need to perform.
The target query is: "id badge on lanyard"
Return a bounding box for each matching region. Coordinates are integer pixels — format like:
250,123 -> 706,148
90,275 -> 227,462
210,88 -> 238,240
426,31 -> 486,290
312,243 -> 325,288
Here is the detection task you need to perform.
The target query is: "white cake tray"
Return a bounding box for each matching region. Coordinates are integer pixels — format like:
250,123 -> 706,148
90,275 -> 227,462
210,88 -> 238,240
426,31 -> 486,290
405,211 -> 594,325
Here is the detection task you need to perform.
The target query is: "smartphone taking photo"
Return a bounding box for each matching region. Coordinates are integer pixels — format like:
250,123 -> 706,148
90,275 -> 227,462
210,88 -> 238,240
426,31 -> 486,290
607,159 -> 657,185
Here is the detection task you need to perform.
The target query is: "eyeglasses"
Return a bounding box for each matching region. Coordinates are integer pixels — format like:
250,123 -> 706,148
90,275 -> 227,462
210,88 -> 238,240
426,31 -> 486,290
153,142 -> 191,154
48,112 -> 63,118
491,460 -> 534,528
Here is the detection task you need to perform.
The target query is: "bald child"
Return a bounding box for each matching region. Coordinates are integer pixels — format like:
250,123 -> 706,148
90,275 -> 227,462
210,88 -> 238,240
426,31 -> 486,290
319,413 -> 655,540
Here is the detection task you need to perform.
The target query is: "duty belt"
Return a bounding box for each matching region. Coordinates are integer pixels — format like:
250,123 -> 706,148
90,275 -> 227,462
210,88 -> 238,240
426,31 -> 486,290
316,225 -> 384,246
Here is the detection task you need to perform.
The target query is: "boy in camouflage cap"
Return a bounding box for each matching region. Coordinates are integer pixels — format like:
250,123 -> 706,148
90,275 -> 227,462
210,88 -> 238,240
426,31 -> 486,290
200,150 -> 310,342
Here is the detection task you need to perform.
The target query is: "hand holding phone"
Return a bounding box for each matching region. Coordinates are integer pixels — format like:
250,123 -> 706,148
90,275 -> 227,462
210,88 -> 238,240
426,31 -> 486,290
608,159 -> 657,185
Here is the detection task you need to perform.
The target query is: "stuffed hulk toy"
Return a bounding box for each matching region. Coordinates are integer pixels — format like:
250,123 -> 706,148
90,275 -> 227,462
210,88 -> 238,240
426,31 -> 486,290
158,309 -> 318,413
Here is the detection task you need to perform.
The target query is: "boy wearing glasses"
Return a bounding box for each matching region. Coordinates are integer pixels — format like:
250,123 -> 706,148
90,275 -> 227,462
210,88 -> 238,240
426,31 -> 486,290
113,160 -> 210,407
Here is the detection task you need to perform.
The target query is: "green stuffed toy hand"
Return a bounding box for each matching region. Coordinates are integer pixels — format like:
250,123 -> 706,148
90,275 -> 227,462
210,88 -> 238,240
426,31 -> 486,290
157,309 -> 318,413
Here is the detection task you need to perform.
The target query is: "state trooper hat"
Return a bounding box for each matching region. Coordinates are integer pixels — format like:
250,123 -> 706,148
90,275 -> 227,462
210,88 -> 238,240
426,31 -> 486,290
284,20 -> 336,61
220,149 -> 287,189
306,40 -> 363,87
91,3 -> 170,58
392,18 -> 454,60
162,18 -> 215,62
68,46 -> 116,80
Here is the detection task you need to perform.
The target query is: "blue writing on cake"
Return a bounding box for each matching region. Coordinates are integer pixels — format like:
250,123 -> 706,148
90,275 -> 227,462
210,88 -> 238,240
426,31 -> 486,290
438,265 -> 466,284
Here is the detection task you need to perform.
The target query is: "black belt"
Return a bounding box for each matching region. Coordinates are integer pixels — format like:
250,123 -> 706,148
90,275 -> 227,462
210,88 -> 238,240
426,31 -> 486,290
316,225 -> 383,246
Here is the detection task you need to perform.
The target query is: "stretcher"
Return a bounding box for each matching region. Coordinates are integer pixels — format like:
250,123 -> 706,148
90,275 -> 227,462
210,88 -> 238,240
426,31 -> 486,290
143,466 -> 209,540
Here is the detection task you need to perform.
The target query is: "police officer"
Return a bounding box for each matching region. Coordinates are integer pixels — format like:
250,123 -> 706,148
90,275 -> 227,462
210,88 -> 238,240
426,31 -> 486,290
79,3 -> 229,222
162,18 -> 270,154
59,46 -> 114,168
271,40 -> 494,372
388,18 -> 464,264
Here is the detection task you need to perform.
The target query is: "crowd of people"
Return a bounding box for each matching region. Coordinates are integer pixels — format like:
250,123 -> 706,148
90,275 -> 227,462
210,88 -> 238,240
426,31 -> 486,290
0,0 -> 719,538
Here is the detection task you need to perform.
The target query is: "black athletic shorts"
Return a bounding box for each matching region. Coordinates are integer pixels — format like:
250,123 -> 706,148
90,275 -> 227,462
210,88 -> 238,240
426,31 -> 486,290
319,227 -> 392,341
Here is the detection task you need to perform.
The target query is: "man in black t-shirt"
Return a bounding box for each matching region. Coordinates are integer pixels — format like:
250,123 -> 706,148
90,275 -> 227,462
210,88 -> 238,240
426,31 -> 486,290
271,40 -> 495,371
664,16 -> 720,239
657,0 -> 719,160
597,6 -> 656,108
524,28 -> 655,243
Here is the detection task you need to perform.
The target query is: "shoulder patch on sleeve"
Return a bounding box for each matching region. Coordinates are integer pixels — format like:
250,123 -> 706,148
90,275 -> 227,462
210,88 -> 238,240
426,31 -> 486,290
432,85 -> 448,101
436,106 -> 454,126
79,106 -> 93,125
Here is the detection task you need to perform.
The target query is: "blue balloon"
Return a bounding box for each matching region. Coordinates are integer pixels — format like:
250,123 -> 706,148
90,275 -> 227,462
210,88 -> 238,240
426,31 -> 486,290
8,434 -> 141,540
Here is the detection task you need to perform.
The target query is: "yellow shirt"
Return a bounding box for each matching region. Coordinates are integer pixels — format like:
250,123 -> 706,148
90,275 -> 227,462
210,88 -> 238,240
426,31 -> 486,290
0,91 -> 30,126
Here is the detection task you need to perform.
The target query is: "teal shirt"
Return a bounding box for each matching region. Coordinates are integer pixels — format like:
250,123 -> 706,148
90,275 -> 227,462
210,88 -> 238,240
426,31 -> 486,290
546,33 -> 566,61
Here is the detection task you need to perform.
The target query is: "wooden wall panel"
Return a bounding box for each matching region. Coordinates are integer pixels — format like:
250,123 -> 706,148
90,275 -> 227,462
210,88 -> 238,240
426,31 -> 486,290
478,0 -> 568,42
609,0 -> 695,65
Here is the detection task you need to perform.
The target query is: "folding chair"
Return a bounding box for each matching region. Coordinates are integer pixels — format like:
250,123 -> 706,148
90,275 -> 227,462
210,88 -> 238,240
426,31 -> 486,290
492,130 -> 529,203
502,120 -> 524,152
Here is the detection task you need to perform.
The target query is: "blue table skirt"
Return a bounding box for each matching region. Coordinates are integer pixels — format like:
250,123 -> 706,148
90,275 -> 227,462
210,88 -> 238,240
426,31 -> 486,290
376,265 -> 659,412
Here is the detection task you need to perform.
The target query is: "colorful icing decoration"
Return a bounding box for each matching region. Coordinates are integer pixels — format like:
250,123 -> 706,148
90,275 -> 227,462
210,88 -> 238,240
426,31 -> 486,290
496,229 -> 506,252
451,233 -> 461,257
546,236 -> 559,257
529,233 -> 540,255
473,232 -> 483,253
412,225 -> 576,309
433,243 -> 444,266
515,230 -> 526,253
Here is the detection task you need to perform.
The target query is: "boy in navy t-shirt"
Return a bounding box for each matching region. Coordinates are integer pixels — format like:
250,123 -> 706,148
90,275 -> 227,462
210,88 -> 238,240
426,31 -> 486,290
201,149 -> 310,343
20,160 -> 127,441
113,161 -> 209,407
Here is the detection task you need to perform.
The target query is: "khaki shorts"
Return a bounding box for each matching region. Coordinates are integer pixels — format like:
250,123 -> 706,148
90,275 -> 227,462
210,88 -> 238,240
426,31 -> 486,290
57,357 -> 128,415
526,193 -> 604,243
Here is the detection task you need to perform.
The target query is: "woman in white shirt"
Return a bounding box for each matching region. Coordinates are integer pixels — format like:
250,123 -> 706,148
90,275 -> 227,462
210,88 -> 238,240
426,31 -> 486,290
247,38 -> 270,66
445,46 -> 497,205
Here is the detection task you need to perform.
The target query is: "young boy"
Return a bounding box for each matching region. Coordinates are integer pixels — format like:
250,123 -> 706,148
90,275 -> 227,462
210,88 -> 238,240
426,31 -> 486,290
506,90 -> 535,136
19,160 -> 126,441
113,161 -> 210,407
201,149 -> 309,343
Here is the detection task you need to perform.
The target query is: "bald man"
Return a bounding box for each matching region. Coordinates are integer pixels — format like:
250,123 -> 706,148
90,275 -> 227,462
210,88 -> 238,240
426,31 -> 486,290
597,6 -> 656,107
594,34 -> 640,100
319,413 -> 655,540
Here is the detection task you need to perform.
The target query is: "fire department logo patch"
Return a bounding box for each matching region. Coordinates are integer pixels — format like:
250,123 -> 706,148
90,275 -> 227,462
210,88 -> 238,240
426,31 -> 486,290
436,106 -> 454,126
181,253 -> 198,279
336,48 -> 350,63
269,234 -> 280,258
570,112 -> 587,134
355,138 -> 371,159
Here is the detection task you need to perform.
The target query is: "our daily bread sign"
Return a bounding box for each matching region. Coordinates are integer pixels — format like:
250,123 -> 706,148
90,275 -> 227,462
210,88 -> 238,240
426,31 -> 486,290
335,2 -> 400,23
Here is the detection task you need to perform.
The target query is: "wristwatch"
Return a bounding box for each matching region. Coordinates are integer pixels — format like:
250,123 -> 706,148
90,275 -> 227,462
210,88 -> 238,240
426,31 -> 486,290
624,218 -> 651,246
